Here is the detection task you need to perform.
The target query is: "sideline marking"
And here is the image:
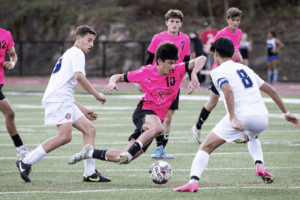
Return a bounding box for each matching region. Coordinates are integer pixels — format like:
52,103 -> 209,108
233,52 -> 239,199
0,186 -> 299,195
4,91 -> 300,104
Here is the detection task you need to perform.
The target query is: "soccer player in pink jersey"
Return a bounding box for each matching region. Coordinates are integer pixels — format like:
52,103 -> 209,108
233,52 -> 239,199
191,7 -> 244,144
143,9 -> 191,159
68,42 -> 207,167
0,28 -> 32,158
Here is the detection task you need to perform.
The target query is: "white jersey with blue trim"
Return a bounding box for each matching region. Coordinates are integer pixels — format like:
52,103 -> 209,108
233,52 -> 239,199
267,38 -> 278,57
211,60 -> 268,116
42,46 -> 86,104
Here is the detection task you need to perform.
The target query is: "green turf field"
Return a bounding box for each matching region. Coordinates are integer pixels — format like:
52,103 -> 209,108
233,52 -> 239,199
0,91 -> 299,200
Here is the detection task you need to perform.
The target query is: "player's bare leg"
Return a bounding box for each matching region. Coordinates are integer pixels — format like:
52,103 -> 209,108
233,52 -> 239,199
0,99 -> 31,157
42,123 -> 73,153
73,116 -> 96,148
152,109 -> 175,159
69,114 -> 164,165
267,61 -> 273,83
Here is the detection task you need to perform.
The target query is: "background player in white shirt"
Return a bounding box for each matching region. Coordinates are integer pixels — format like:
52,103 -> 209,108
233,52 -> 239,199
15,25 -> 110,183
174,37 -> 299,192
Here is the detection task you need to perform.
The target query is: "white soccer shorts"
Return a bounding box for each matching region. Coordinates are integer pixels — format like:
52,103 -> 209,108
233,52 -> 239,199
212,114 -> 268,142
43,102 -> 83,125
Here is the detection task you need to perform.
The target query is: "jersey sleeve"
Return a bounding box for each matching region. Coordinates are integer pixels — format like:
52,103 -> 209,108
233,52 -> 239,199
185,37 -> 191,56
174,62 -> 189,79
254,73 -> 265,88
124,66 -> 147,83
211,69 -> 229,93
6,31 -> 15,51
212,30 -> 225,43
147,35 -> 159,54
72,50 -> 86,76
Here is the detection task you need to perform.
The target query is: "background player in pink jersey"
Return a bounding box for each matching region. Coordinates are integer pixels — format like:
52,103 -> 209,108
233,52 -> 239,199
0,28 -> 31,158
68,42 -> 207,167
191,7 -> 244,144
142,9 -> 191,159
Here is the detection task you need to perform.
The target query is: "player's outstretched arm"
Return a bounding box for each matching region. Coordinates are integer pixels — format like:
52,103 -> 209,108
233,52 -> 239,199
4,47 -> 17,70
260,83 -> 299,128
74,71 -> 106,104
187,55 -> 207,94
74,100 -> 97,121
103,74 -> 125,93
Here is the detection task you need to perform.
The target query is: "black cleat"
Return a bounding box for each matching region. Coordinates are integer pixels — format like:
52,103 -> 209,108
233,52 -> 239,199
83,170 -> 111,182
15,158 -> 32,182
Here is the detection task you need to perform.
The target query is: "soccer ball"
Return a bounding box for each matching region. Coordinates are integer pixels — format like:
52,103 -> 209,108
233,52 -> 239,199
149,161 -> 172,184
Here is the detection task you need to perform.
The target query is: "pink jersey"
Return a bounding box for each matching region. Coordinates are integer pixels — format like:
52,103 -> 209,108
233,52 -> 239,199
147,31 -> 190,65
0,28 -> 15,84
211,27 -> 242,70
125,62 -> 188,121
0,29 -> 15,84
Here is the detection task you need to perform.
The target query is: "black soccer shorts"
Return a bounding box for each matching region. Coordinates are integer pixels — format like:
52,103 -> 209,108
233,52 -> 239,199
0,84 -> 6,101
128,103 -> 157,152
169,89 -> 180,110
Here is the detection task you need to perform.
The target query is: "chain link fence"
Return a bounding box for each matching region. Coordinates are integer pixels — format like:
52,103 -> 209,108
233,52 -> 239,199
4,41 -> 300,82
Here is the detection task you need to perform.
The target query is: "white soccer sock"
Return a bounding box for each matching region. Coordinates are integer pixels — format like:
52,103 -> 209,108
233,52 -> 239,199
88,149 -> 94,158
16,145 -> 24,152
247,138 -> 264,164
190,150 -> 210,179
84,158 -> 96,176
23,145 -> 47,165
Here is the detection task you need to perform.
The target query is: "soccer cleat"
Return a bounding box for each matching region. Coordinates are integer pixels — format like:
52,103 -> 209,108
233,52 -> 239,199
17,146 -> 32,158
256,165 -> 275,184
118,152 -> 131,164
173,183 -> 199,192
83,170 -> 111,182
161,151 -> 174,159
151,146 -> 163,159
15,158 -> 32,182
191,126 -> 201,144
233,138 -> 247,144
68,144 -> 93,165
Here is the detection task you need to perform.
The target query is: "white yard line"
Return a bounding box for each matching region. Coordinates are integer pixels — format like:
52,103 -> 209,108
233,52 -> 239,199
0,186 -> 299,195
1,166 -> 300,173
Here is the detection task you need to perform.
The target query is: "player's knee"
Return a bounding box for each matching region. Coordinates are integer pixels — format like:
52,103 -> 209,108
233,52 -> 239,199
199,143 -> 214,154
61,134 -> 72,144
153,125 -> 164,136
5,110 -> 15,121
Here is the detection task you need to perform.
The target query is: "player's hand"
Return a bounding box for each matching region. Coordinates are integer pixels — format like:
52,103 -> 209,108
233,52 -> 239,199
188,74 -> 201,94
103,83 -> 118,93
231,118 -> 244,132
3,61 -> 15,70
285,114 -> 300,128
95,93 -> 106,105
84,109 -> 98,121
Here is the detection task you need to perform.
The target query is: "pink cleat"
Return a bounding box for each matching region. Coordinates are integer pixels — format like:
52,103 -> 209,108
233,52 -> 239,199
256,165 -> 275,184
173,183 -> 198,192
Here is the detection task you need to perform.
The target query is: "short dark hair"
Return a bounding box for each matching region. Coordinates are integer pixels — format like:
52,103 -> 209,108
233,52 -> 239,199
155,42 -> 179,63
75,25 -> 97,40
270,31 -> 276,37
210,37 -> 234,58
165,9 -> 184,22
227,7 -> 242,19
